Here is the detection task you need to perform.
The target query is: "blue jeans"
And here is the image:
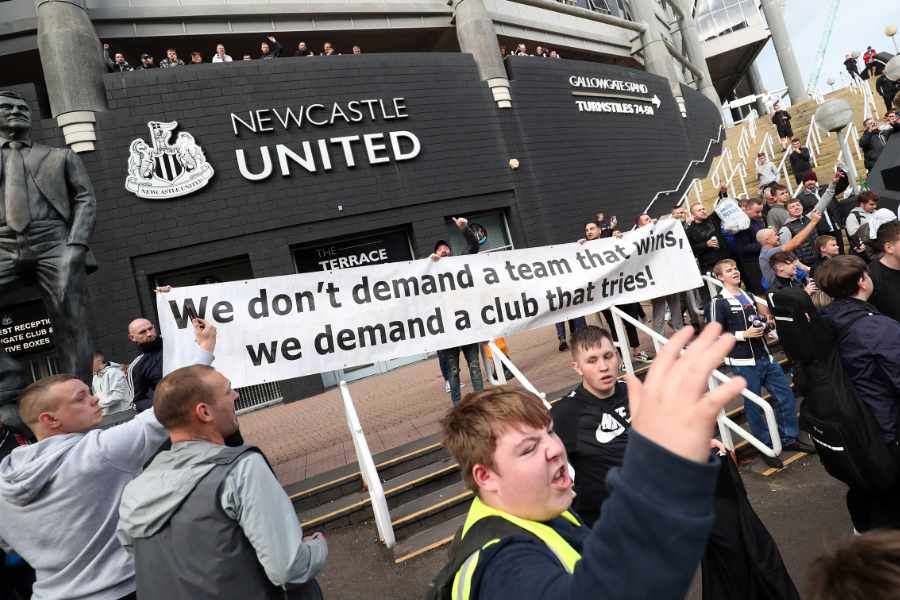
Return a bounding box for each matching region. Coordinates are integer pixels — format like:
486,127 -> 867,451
733,355 -> 799,447
555,316 -> 587,340
442,344 -> 484,406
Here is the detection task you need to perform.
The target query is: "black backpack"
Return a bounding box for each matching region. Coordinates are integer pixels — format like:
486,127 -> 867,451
768,288 -> 899,493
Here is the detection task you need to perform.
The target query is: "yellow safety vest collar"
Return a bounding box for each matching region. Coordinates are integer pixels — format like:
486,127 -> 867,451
451,497 -> 582,600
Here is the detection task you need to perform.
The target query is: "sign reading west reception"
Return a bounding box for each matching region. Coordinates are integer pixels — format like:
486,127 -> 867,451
0,300 -> 55,356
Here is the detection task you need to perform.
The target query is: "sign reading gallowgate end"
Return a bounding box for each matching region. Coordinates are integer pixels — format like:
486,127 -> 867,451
0,300 -> 54,357
568,75 -> 661,116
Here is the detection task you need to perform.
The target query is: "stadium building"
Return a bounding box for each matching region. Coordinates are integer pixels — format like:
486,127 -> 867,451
0,0 -> 811,403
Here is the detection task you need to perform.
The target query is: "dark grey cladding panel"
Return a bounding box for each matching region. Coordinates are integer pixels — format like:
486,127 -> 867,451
85,52 -> 512,257
681,83 -> 724,162
503,56 -> 722,239
867,136 -> 900,213
64,53 -> 516,365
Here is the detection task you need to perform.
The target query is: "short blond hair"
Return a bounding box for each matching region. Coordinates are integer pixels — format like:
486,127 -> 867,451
19,374 -> 75,427
712,258 -> 737,277
441,386 -> 550,493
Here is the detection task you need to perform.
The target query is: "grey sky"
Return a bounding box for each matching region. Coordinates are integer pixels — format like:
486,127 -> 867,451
755,0 -> 898,96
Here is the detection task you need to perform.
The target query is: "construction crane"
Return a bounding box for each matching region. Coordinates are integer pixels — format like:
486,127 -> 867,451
806,0 -> 841,96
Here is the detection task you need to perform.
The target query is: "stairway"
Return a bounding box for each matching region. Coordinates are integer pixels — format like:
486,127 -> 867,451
694,81 -> 878,209
286,351 -> 808,564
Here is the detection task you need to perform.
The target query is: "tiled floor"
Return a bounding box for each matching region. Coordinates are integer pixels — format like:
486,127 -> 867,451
239,310 -> 657,487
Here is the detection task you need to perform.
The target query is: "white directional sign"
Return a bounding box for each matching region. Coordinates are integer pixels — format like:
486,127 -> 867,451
568,75 -> 661,117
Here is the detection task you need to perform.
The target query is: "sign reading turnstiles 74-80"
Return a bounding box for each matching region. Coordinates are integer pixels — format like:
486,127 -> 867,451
568,75 -> 661,116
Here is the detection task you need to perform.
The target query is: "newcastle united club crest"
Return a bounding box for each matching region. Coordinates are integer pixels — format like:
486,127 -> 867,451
125,121 -> 214,199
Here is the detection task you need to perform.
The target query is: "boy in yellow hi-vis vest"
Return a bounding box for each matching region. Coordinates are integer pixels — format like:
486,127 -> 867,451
429,324 -> 746,600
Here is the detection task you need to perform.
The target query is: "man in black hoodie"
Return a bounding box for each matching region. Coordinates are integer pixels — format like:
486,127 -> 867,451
819,256 -> 900,530
687,203 -> 729,275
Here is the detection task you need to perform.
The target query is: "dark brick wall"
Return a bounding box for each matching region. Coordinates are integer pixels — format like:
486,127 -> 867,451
4,53 -> 722,400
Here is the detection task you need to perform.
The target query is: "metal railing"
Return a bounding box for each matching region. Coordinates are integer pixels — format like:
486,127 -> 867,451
483,340 -> 550,407
235,381 -> 284,415
339,380 -> 396,548
843,123 -> 863,162
609,305 -> 781,457
678,177 -> 704,206
608,290 -> 781,457
710,146 -> 734,189
643,122 -> 726,215
723,160 -> 749,198
851,74 -> 878,122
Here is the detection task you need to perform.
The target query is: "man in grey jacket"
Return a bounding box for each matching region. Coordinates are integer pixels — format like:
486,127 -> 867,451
118,365 -> 327,599
91,350 -> 131,415
0,319 -> 216,600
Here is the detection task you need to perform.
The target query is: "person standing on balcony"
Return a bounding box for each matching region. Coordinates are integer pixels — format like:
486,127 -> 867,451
771,103 -> 793,151
787,138 -> 813,184
259,36 -> 282,59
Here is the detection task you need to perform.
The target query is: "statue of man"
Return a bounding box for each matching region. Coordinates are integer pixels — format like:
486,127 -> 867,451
0,90 -> 97,423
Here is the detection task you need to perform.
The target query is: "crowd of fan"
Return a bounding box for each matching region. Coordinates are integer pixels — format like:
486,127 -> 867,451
501,43 -> 563,59
1,119 -> 899,600
103,38 -> 567,73
103,36 -> 362,72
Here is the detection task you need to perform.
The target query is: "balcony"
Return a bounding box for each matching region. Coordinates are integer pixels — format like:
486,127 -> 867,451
696,0 -> 770,99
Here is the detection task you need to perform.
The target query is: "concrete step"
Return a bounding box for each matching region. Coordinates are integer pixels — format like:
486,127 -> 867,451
288,432 -> 447,514
393,513 -> 466,564
298,456 -> 460,529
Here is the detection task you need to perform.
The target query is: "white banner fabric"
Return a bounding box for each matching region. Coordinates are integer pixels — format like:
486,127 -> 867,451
159,219 -> 701,388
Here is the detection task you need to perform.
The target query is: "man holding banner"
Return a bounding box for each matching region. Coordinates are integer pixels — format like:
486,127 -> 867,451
431,219 -> 486,406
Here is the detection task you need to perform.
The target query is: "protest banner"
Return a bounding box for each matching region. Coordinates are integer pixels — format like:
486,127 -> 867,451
159,219 -> 701,388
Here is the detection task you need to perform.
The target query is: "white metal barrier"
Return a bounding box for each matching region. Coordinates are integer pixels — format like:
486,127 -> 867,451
843,123 -> 863,162
678,177 -> 704,207
643,122 -> 726,215
607,297 -> 782,458
482,341 -> 550,408
723,160 -> 749,199
339,380 -> 396,548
